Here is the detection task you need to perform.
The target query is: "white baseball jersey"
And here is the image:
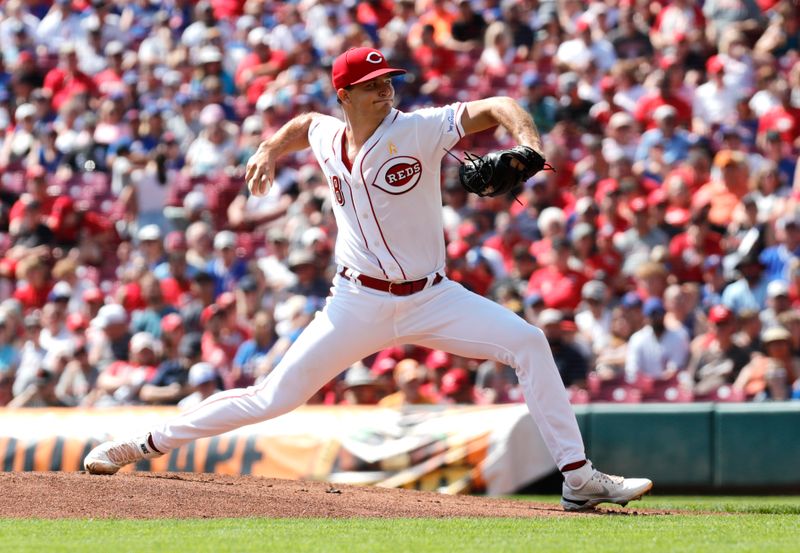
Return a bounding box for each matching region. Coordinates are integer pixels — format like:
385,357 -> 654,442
308,103 -> 467,281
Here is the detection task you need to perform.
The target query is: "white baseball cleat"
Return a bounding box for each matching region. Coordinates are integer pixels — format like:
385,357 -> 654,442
561,461 -> 653,511
84,435 -> 163,475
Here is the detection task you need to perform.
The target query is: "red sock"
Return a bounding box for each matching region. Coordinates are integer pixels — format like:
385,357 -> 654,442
561,460 -> 587,472
147,434 -> 163,454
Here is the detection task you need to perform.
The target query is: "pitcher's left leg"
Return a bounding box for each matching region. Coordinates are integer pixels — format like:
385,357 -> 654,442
397,279 -> 585,468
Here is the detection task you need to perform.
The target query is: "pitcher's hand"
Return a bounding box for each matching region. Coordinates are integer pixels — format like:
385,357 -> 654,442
245,145 -> 276,197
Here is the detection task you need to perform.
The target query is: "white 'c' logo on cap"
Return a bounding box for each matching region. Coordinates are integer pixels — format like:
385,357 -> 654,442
366,52 -> 383,64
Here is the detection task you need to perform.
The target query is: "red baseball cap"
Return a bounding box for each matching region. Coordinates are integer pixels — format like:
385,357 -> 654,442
82,288 -> 105,304
165,231 -> 187,252
161,312 -> 183,333
647,187 -> 668,207
425,349 -> 452,371
575,18 -> 590,33
331,47 -> 406,90
706,55 -> 724,75
216,291 -> 236,310
629,197 -> 648,213
708,305 -> 733,325
440,368 -> 471,395
66,312 -> 89,332
200,304 -> 222,326
26,165 -> 46,179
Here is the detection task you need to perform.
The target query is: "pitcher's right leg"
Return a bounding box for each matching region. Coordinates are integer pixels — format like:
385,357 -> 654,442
85,282 -> 396,474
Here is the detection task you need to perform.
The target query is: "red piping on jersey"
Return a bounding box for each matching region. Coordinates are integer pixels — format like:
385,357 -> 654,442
325,126 -> 386,277
343,174 -> 388,278
177,378 -> 271,419
359,113 -> 407,279
341,131 -> 353,173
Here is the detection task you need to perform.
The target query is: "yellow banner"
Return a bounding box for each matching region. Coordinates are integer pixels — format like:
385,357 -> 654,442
0,405 -> 555,494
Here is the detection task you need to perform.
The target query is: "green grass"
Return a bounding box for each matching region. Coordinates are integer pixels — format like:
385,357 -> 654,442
1,498 -> 799,553
520,494 -> 800,515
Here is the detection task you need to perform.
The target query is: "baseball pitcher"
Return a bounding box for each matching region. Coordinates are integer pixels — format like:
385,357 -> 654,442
85,47 -> 652,511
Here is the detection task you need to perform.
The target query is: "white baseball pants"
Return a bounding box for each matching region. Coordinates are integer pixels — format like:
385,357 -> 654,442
150,275 -> 586,468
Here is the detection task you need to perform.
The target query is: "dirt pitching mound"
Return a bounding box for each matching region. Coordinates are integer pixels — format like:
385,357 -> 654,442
0,472 -> 672,519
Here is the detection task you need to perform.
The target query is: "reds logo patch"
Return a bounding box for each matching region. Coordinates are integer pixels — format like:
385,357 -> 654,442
373,156 -> 422,195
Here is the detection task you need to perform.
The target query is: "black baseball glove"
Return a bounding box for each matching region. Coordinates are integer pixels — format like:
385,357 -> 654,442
458,146 -> 548,198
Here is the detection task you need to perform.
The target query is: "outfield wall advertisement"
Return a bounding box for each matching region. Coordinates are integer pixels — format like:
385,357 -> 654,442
0,405 -> 556,495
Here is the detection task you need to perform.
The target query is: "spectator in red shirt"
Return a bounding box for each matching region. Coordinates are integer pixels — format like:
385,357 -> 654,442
12,256 -> 53,312
8,166 -> 55,231
47,196 -> 115,250
527,236 -> 588,313
483,213 -> 525,274
633,70 -> 692,130
357,0 -> 395,38
42,42 -> 98,112
669,212 -> 724,283
235,27 -> 289,105
439,367 -> 484,405
92,41 -> 125,97
757,79 -> 799,147
158,233 -> 194,308
413,24 -> 456,82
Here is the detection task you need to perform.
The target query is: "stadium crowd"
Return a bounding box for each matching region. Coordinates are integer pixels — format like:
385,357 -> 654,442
0,0 -> 799,409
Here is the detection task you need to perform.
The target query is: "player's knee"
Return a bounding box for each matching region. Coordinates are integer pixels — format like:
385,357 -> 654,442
507,322 -> 548,357
524,324 -> 549,351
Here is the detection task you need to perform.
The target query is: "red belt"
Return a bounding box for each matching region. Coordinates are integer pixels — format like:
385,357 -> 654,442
339,268 -> 443,296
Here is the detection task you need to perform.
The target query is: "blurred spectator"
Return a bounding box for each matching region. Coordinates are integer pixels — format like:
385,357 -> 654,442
178,361 -> 222,410
633,71 -> 692,131
594,306 -> 633,381
688,304 -> 752,399
668,212 -> 724,283
625,297 -> 690,382
207,230 -> 248,296
378,358 -> 436,407
141,332 -> 203,406
734,326 -> 797,401
232,310 -> 278,388
761,280 -> 793,330
616,197 -> 670,276
285,249 -> 330,301
7,366 -> 67,407
184,103 -> 238,178
94,331 -> 160,406
131,273 -> 178,337
703,0 -> 767,47
722,251 -> 769,313
474,360 -> 521,404
439,367 -> 481,404
0,372 -> 14,407
538,308 -> 589,388
0,310 -> 21,378
634,104 -> 692,169
528,236 -> 587,312
342,362 -> 385,406
55,339 -> 97,406
42,42 -> 98,112
575,280 -> 611,354
87,303 -> 131,371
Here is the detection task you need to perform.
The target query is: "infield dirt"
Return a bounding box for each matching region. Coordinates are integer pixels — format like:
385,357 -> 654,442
0,472 -> 677,519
